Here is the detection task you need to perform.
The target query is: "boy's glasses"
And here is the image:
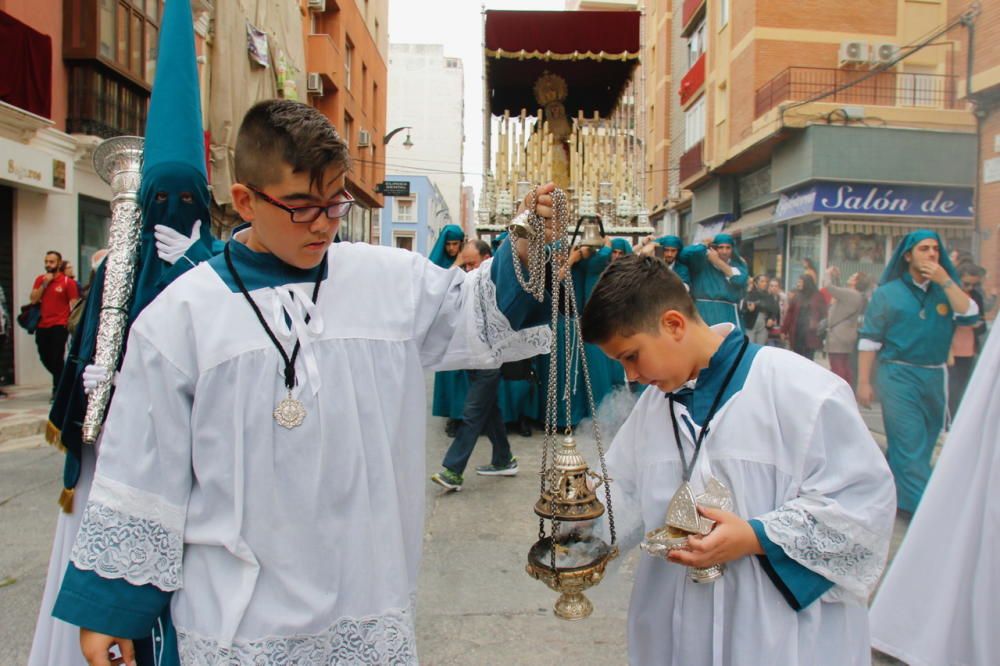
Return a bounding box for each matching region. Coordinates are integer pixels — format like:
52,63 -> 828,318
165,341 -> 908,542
247,185 -> 355,224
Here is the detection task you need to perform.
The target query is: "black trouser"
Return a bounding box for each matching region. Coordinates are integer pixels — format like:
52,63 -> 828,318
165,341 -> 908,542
35,325 -> 68,392
948,356 -> 976,418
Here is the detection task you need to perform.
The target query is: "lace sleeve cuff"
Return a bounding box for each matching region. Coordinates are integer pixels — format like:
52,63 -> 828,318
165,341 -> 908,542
70,475 -> 185,591
758,504 -> 889,603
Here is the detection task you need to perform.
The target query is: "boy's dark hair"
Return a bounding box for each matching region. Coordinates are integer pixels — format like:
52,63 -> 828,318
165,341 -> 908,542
234,99 -> 350,191
582,255 -> 698,344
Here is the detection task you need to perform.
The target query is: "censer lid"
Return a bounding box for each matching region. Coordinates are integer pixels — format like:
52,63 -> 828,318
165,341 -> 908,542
534,436 -> 605,521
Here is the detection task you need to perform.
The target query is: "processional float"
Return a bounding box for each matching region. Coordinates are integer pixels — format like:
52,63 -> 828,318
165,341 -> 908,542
481,9 -> 650,619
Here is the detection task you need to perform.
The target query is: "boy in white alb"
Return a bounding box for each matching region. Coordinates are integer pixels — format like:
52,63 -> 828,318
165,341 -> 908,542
581,255 -> 896,665
52,100 -> 555,665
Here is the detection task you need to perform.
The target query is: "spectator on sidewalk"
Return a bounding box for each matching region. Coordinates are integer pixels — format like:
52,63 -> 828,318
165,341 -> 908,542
781,273 -> 824,360
28,251 -> 79,398
948,264 -> 985,417
743,274 -> 780,345
767,278 -> 787,347
823,267 -> 869,386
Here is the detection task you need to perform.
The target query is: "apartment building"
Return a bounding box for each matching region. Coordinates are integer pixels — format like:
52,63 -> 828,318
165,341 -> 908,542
305,0 -> 388,243
670,0 -> 977,288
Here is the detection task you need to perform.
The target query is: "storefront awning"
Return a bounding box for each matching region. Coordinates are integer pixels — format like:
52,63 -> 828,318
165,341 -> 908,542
829,220 -> 975,240
484,10 -> 640,118
725,204 -> 776,239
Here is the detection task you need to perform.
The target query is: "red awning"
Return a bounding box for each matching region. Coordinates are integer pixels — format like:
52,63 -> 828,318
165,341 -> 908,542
484,10 -> 640,118
0,11 -> 52,119
485,10 -> 639,56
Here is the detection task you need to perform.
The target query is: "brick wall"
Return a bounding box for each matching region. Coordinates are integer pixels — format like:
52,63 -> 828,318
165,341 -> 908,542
757,0 -> 896,34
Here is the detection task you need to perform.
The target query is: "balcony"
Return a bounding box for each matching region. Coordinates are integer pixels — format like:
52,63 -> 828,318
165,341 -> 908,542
65,62 -> 149,139
307,33 -> 341,88
754,67 -> 961,119
679,53 -> 706,107
681,0 -> 706,35
679,141 -> 704,183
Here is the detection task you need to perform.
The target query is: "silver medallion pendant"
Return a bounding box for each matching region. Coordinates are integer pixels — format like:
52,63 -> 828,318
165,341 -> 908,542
919,309 -> 927,319
273,391 -> 306,429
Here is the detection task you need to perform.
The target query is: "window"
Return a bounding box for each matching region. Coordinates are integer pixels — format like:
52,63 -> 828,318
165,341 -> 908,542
343,112 -> 353,148
145,24 -> 158,83
684,96 -> 706,151
362,64 -> 368,109
130,11 -> 143,75
394,233 -> 414,251
898,65 -> 939,108
99,0 -> 114,59
687,20 -> 706,69
719,0 -> 729,28
396,196 -> 416,222
345,38 -> 354,90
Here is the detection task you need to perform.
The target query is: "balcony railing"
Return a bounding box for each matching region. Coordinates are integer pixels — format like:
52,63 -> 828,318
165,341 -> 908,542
679,141 -> 704,183
681,0 -> 706,34
754,67 -> 962,119
66,63 -> 149,138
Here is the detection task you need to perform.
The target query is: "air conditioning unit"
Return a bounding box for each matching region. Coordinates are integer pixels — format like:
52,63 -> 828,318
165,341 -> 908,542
357,129 -> 371,147
871,42 -> 899,66
307,0 -> 326,11
838,40 -> 870,67
306,72 -> 324,96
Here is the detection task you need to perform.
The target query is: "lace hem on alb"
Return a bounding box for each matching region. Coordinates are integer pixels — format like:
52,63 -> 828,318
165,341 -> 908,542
176,607 -> 417,665
760,504 -> 889,601
70,475 -> 184,590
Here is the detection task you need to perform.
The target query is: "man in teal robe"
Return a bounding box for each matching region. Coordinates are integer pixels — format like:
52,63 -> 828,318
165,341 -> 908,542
429,224 -> 469,435
680,232 -> 748,327
857,229 -> 979,513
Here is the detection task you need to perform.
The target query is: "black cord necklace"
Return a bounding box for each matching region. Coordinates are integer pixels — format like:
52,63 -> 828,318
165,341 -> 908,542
224,242 -> 324,428
668,335 -> 750,482
904,280 -> 931,320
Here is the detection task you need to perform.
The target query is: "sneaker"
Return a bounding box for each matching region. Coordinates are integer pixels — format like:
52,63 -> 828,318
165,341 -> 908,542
476,457 -> 519,476
431,469 -> 463,491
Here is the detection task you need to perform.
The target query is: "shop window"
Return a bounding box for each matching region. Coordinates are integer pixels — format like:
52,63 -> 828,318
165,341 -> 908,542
828,230 -> 887,285
78,196 -> 112,285
787,221 -> 822,290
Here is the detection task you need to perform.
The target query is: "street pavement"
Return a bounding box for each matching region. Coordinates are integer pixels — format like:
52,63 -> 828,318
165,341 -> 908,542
0,379 -> 909,665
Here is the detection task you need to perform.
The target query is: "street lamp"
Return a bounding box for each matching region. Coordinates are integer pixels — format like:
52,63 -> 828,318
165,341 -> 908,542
383,126 -> 413,149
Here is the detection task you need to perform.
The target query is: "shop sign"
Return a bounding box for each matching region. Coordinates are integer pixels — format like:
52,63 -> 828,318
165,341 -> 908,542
775,182 -> 973,221
984,157 -> 1000,185
0,135 -> 72,194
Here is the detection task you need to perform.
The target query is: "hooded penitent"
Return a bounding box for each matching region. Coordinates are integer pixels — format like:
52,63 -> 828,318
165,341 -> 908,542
48,0 -> 212,510
879,229 -> 958,286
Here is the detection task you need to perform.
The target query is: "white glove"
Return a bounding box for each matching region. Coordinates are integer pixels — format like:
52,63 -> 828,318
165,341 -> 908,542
154,220 -> 202,265
82,364 -> 113,395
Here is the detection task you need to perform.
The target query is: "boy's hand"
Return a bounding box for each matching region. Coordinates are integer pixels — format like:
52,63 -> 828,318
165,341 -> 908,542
667,506 -> 763,569
857,383 -> 874,408
80,628 -> 135,666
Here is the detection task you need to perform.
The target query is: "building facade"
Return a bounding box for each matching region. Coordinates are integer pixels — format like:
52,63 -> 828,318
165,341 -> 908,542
304,0 -> 388,243
0,0 -> 130,386
667,0 -> 977,290
949,0 -> 1000,317
379,175 -> 449,256
385,43 -> 463,236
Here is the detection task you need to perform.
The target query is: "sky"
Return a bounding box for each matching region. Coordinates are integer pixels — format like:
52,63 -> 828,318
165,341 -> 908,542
386,0 -> 565,199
